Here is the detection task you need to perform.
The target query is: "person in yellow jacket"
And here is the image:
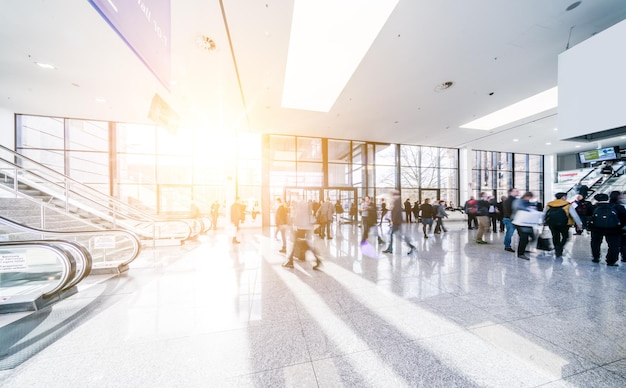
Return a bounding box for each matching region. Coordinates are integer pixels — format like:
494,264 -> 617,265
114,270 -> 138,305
543,192 -> 582,258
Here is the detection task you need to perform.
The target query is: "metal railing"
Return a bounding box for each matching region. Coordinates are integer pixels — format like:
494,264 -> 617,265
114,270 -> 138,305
0,145 -> 199,242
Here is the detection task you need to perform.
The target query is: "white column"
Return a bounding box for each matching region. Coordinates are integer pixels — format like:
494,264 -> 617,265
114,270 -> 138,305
459,147 -> 471,203
543,153 -> 557,204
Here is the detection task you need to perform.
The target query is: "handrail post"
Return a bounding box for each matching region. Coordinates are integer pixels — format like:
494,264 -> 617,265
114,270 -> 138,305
40,201 -> 45,230
13,167 -> 18,196
65,180 -> 70,212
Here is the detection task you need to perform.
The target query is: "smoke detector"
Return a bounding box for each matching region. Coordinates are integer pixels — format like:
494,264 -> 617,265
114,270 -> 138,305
196,35 -> 217,51
434,81 -> 454,92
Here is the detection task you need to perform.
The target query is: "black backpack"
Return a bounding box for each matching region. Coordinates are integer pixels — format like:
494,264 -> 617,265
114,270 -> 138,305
575,200 -> 591,217
545,204 -> 569,226
591,204 -> 621,228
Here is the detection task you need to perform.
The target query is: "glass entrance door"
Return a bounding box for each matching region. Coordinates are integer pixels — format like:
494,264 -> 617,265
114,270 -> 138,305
284,187 -> 321,203
323,188 -> 357,224
283,187 -> 357,224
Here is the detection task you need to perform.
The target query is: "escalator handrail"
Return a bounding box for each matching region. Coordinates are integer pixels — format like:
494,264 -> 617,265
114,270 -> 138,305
565,166 -> 600,199
0,215 -> 141,267
44,240 -> 93,290
585,163 -> 626,198
568,162 -> 626,199
0,241 -> 76,298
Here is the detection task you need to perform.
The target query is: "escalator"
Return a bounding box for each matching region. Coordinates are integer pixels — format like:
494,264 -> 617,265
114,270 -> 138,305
0,144 -> 202,245
0,239 -> 92,313
1,215 -> 140,275
586,162 -> 626,198
563,162 -> 626,200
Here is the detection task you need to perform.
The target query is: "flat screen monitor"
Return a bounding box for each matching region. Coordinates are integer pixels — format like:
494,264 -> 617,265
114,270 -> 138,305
578,147 -> 619,164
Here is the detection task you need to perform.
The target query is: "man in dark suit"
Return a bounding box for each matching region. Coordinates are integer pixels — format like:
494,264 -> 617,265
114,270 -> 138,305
404,198 -> 412,223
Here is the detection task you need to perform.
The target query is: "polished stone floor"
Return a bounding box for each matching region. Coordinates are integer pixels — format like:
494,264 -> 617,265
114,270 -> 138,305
0,220 -> 625,387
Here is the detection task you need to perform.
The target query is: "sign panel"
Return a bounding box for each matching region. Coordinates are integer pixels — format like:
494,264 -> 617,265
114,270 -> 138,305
88,0 -> 171,89
0,254 -> 28,273
94,236 -> 116,249
557,170 -> 587,184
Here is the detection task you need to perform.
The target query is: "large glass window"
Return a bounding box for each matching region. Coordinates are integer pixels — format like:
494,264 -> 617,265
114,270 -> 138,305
328,139 -> 351,163
270,136 -> 296,160
16,115 -> 64,150
296,162 -> 323,186
157,155 -> 193,184
67,119 -> 108,151
473,150 -> 543,201
15,115 -> 252,215
400,145 -> 458,203
297,137 -> 322,161
328,163 -> 351,187
117,123 -> 155,153
375,144 -> 395,165
375,165 -> 395,187
15,113 -> 544,220
19,148 -> 64,174
67,151 -> 109,184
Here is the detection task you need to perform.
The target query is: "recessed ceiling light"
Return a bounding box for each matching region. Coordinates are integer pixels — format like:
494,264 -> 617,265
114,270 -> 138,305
513,139 -> 519,142
35,62 -> 55,69
460,86 -> 558,130
554,128 -> 558,131
546,142 -> 551,145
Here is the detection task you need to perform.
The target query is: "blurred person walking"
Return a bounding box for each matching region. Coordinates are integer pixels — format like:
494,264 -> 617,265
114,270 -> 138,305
383,190 -> 416,255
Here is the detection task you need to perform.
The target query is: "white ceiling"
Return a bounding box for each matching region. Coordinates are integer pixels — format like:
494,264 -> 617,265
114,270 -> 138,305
1,0 -> 626,156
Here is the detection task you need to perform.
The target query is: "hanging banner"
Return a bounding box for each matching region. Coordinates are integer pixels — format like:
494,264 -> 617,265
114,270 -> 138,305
88,0 -> 171,90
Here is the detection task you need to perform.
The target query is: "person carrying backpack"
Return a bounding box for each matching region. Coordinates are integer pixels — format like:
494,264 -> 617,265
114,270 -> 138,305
589,192 -> 626,266
571,194 -> 592,235
544,192 -> 582,258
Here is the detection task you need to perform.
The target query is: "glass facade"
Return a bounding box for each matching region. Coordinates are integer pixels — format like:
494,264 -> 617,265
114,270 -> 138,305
14,114 -> 543,221
472,150 -> 543,203
266,136 -> 460,212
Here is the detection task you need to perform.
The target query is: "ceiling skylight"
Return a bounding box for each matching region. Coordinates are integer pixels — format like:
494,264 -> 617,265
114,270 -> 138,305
460,86 -> 558,130
281,0 -> 399,112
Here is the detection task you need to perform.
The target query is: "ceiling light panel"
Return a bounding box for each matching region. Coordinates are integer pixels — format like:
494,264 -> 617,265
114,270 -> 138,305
460,86 -> 558,130
281,0 -> 399,112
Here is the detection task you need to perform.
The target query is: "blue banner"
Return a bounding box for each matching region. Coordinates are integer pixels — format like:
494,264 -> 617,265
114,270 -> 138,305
89,0 -> 171,90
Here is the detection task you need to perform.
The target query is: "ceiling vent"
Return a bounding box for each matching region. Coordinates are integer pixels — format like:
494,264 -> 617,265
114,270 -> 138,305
196,35 -> 217,51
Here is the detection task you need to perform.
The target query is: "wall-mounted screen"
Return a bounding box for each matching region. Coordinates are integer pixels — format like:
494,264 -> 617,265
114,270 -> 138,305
578,147 -> 619,164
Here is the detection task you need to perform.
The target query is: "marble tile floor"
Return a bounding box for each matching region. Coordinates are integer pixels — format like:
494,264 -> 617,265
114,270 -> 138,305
0,221 -> 625,387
